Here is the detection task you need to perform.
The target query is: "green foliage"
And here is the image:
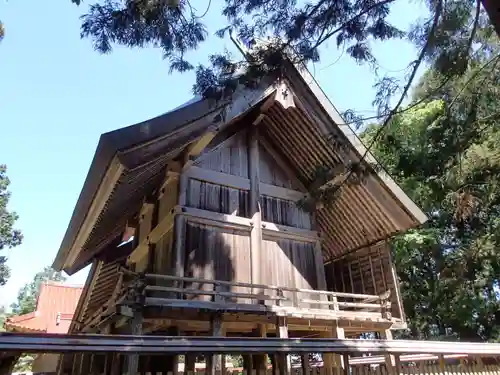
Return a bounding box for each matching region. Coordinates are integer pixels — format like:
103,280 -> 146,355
10,266 -> 66,315
70,0 -> 496,117
361,30 -> 500,341
0,165 -> 23,286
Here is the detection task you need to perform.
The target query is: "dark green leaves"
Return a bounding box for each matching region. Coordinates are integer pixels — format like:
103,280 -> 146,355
0,165 -> 23,286
79,0 -> 207,71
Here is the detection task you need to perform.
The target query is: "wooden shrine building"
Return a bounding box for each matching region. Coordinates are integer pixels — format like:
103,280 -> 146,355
52,59 -> 427,374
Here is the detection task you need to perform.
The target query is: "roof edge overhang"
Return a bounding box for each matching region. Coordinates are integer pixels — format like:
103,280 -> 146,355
54,82 -> 277,274
286,63 -> 428,226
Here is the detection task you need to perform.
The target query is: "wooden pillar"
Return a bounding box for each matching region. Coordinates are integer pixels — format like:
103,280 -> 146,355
275,316 -> 291,375
320,324 -> 345,375
249,125 -> 262,291
253,324 -> 268,372
110,354 -> 122,375
243,355 -> 254,374
342,354 -> 350,375
73,354 -> 81,375
90,354 -> 106,375
206,314 -> 225,375
301,354 -> 310,375
185,354 -> 197,373
168,327 -> 181,375
79,353 -> 92,375
174,168 -> 188,295
126,310 -> 143,375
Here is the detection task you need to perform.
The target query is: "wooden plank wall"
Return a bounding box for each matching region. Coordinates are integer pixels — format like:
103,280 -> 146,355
261,236 -> 318,307
184,222 -> 252,303
325,241 -> 404,319
195,131 -> 249,178
260,196 -> 311,229
182,129 -> 319,300
187,180 -> 250,218
259,144 -> 295,188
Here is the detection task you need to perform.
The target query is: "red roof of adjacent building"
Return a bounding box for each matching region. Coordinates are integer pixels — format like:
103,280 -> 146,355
5,281 -> 83,334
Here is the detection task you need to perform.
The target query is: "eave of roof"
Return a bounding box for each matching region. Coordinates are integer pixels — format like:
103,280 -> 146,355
52,97 -> 224,271
287,65 -> 426,225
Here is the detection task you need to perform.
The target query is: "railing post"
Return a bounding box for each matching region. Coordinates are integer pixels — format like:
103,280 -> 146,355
214,284 -> 224,303
277,288 -> 284,307
332,295 -> 339,311
380,290 -> 392,320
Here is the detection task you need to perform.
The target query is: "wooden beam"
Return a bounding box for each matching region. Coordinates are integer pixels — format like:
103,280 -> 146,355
158,166 -> 181,200
5,334 -> 500,355
178,206 -> 319,242
260,183 -> 305,201
127,208 -> 176,265
186,127 -> 218,159
185,165 -> 251,190
185,165 -> 306,202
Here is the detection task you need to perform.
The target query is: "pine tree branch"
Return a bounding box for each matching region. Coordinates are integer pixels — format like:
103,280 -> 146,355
448,53 -> 500,110
313,0 -> 443,201
312,0 -> 397,51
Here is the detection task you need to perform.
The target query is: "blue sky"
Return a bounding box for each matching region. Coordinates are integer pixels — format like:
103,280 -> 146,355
0,0 -> 427,307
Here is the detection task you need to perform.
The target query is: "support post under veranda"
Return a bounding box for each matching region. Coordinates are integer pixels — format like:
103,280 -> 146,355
206,314 -> 225,375
380,328 -> 400,375
320,324 -> 346,375
275,316 -> 291,375
125,309 -> 143,375
253,323 -> 269,372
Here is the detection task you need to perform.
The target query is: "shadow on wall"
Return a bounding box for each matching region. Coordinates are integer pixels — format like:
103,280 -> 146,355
183,222 -> 239,303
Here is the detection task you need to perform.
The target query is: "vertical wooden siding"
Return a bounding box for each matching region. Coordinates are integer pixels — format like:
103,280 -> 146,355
261,236 -> 318,307
260,196 -> 311,229
184,222 -> 252,303
325,242 -> 403,319
259,144 -> 294,188
187,179 -> 250,218
194,131 -> 249,178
